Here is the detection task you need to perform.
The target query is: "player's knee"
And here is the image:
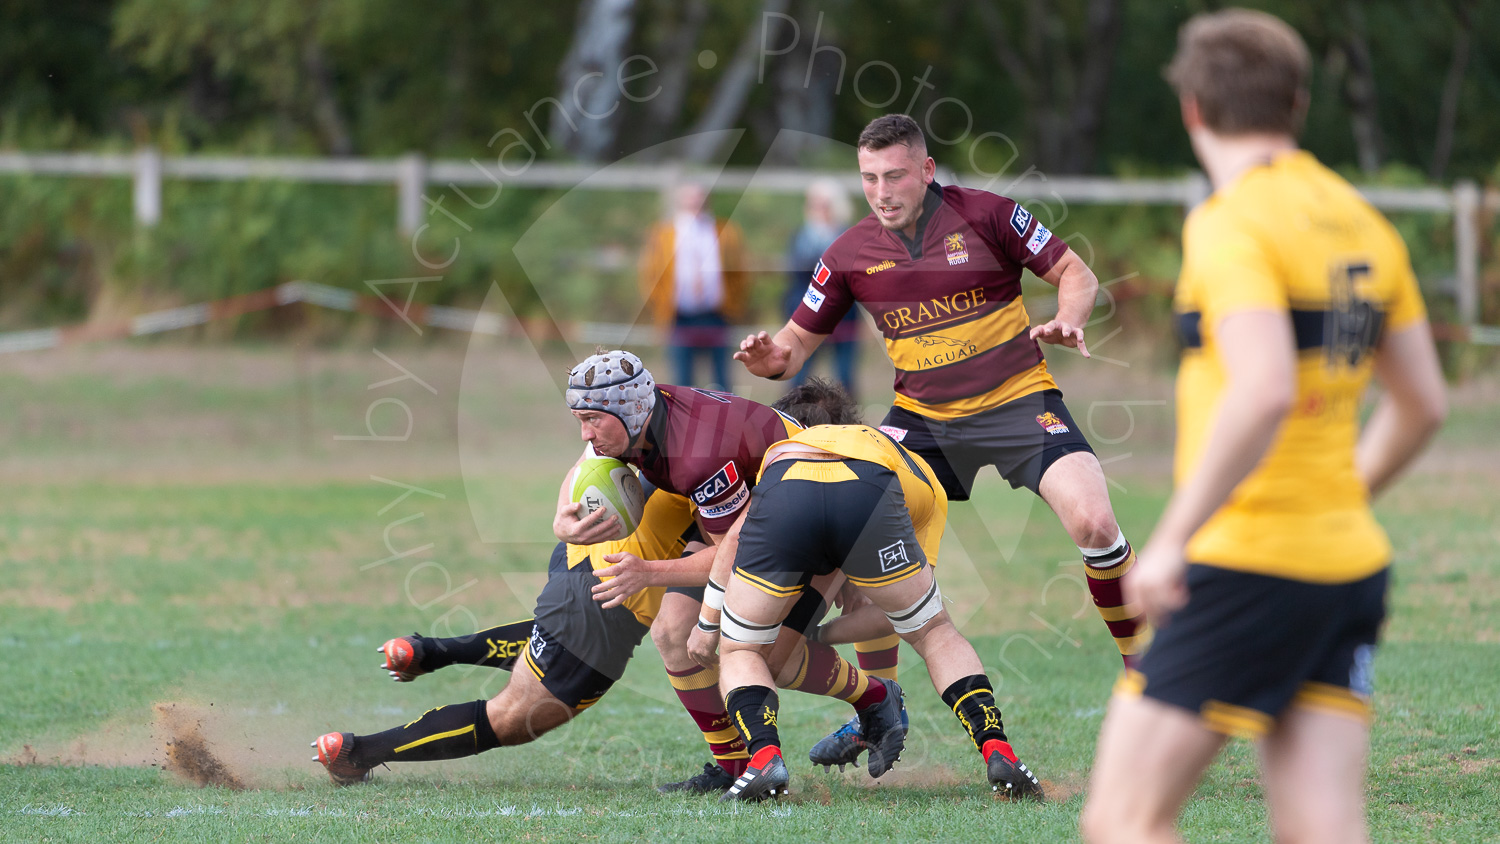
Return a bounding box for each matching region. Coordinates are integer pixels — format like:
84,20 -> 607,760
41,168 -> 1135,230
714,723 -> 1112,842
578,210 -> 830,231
1079,795 -> 1155,844
1073,509 -> 1120,550
885,581 -> 944,641
650,615 -> 690,656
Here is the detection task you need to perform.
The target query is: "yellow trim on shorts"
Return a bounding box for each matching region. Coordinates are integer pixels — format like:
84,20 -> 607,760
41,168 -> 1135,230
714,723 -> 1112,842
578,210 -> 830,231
524,646 -> 545,680
394,724 -> 475,754
733,568 -> 803,599
1292,681 -> 1372,723
575,696 -> 602,712
1201,700 -> 1273,739
1096,602 -> 1142,622
846,566 -> 924,589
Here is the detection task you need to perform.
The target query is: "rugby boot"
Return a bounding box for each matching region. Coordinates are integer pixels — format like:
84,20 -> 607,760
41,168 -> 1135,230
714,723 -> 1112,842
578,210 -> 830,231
657,761 -> 735,795
721,749 -> 790,802
312,732 -> 372,786
985,740 -> 1044,800
378,634 -> 427,682
856,678 -> 908,778
808,705 -> 911,772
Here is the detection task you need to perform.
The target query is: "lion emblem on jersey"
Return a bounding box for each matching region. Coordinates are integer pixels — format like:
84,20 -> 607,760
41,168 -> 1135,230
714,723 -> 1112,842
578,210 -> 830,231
944,232 -> 969,265
1036,412 -> 1070,435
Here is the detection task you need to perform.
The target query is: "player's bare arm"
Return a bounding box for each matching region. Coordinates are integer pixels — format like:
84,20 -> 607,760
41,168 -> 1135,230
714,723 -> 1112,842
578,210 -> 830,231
589,539 -> 715,608
1028,248 -> 1099,358
1358,321 -> 1447,496
552,450 -> 620,544
1130,309 -> 1296,623
735,322 -> 827,381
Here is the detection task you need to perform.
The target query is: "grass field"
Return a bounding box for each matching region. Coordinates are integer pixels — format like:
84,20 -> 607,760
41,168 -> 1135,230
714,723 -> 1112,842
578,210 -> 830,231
0,342 -> 1496,842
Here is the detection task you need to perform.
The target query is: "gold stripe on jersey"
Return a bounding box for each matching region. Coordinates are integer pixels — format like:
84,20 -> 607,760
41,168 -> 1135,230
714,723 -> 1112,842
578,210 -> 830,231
891,361 -> 1057,421
780,460 -> 859,484
884,295 -> 1028,370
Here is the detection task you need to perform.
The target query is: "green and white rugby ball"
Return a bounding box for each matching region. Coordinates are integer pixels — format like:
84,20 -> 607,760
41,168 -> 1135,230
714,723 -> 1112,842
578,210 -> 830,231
570,457 -> 645,541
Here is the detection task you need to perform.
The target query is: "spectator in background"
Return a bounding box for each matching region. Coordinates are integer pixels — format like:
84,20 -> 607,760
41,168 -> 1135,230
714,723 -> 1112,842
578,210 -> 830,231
784,179 -> 859,397
639,182 -> 747,390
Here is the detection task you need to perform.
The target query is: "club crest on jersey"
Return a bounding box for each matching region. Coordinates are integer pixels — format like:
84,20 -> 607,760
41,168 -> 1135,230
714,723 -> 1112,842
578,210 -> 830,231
1036,412 -> 1070,435
944,232 -> 969,265
878,540 -> 910,573
1010,204 -> 1033,237
878,425 -> 908,442
802,284 -> 825,312
812,260 -> 831,285
699,483 -> 750,520
691,462 -> 742,505
1026,222 -> 1053,255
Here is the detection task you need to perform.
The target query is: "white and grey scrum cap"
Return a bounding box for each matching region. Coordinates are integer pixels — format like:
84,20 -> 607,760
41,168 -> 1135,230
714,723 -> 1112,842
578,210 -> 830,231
565,350 -> 656,440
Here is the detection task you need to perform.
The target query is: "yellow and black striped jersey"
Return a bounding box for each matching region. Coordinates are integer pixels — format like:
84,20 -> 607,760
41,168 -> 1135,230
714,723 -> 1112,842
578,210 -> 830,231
1173,150 -> 1427,583
762,424 -> 948,564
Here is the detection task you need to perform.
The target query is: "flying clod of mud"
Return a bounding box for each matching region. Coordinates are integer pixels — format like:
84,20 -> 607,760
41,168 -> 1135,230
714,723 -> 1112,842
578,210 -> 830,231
156,703 -> 246,790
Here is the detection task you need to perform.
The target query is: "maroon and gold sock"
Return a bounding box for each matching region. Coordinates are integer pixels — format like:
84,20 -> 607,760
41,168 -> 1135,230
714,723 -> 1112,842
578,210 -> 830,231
666,664 -> 748,776
1082,531 -> 1152,667
854,634 -> 901,681
782,641 -> 888,711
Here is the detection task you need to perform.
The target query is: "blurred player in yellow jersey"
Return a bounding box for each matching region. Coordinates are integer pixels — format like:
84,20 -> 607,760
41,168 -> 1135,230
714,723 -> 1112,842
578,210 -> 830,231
1082,10 -> 1446,844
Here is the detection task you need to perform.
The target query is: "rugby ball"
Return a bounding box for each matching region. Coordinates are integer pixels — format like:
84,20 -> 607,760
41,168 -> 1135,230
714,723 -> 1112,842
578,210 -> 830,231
570,457 -> 645,540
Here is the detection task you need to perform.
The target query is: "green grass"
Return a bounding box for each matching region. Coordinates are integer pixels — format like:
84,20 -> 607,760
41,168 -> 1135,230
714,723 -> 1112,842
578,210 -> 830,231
0,345 -> 1496,842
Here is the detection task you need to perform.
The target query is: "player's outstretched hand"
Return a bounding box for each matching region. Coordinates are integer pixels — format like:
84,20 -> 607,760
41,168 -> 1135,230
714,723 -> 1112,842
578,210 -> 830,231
1125,540 -> 1188,626
687,623 -> 720,668
1029,320 -> 1090,358
734,331 -> 792,378
554,501 -> 619,546
591,552 -> 650,608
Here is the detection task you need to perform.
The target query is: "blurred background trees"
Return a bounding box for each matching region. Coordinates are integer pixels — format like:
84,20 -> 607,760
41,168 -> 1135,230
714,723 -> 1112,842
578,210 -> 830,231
0,0 -> 1495,335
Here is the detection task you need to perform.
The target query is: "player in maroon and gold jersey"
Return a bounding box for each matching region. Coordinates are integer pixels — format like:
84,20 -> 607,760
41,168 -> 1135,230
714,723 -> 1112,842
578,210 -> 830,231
737,114 -> 1148,768
556,351 -> 907,793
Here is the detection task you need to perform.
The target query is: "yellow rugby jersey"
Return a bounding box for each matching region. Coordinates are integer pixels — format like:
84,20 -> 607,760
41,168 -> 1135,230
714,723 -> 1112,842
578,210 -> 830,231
565,489 -> 697,626
1173,150 -> 1427,583
762,424 -> 948,564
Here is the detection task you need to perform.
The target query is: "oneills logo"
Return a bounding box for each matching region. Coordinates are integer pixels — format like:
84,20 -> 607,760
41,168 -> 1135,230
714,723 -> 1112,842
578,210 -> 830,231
865,260 -> 896,274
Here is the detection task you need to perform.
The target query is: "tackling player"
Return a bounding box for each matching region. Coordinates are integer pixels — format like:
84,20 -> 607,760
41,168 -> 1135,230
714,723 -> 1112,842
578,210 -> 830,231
1080,10 -> 1446,843
558,352 -> 906,792
714,423 -> 1044,801
736,113 -> 1149,768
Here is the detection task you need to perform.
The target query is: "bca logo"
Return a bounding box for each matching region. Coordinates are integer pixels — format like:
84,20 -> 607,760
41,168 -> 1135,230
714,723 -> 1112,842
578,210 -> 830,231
1010,204 -> 1033,237
691,462 -> 741,505
878,540 -> 909,573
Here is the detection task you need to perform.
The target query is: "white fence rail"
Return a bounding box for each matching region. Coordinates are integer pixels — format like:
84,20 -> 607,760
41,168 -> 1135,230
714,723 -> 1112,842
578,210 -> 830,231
0,148 -> 1493,325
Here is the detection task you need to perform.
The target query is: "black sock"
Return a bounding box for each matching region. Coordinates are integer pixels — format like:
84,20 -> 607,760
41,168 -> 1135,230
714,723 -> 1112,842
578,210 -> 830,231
419,619 -> 534,672
350,699 -> 500,766
940,674 -> 1008,751
724,686 -> 782,758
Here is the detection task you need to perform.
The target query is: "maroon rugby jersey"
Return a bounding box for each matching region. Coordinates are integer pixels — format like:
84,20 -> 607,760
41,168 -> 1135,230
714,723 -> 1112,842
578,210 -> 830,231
628,385 -> 802,534
792,182 -> 1069,420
